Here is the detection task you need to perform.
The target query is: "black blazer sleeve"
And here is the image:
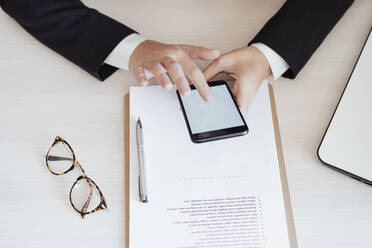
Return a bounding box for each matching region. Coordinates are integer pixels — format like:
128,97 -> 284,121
0,0 -> 137,81
249,0 -> 354,79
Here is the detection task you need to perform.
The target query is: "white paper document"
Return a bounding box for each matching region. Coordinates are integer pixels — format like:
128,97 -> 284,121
129,82 -> 290,248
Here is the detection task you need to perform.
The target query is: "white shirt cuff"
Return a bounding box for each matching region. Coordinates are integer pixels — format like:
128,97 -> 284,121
251,43 -> 289,80
104,33 -> 147,71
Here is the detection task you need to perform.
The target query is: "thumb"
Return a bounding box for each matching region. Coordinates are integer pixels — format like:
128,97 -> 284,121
178,44 -> 220,61
234,78 -> 260,113
203,54 -> 233,82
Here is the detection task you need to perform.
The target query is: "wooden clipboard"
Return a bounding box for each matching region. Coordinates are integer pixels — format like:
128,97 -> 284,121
124,84 -> 298,248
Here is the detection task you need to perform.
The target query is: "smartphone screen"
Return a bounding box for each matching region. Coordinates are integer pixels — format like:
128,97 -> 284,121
177,81 -> 248,143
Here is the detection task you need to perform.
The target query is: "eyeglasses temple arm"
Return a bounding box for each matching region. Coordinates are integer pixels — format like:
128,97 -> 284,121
46,155 -> 74,161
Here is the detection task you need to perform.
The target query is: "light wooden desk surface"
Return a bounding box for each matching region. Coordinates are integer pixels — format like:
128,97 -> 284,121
0,1 -> 371,247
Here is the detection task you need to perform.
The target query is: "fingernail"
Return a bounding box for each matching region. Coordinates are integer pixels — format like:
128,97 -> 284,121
165,83 -> 173,90
140,81 -> 148,87
205,94 -> 213,102
182,90 -> 190,96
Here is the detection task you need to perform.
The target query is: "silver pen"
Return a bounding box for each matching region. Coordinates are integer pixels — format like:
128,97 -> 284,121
136,118 -> 148,203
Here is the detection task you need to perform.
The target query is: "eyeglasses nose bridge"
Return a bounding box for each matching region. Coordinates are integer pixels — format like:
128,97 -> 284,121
75,161 -> 86,175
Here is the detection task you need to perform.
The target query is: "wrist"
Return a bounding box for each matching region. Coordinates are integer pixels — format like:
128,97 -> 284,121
129,39 -> 152,70
248,45 -> 272,79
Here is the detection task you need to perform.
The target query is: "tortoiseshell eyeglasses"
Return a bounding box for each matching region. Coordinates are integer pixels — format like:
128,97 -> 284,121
45,136 -> 107,218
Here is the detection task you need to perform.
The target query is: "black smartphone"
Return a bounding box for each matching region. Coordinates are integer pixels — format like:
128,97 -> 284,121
177,81 -> 248,143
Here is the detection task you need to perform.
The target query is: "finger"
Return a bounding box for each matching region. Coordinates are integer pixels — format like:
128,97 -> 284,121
179,55 -> 212,102
146,62 -> 173,90
231,83 -> 238,97
133,66 -> 148,86
144,67 -> 167,80
178,45 -> 220,61
203,56 -> 230,82
235,78 -> 260,113
144,69 -> 153,80
161,56 -> 192,94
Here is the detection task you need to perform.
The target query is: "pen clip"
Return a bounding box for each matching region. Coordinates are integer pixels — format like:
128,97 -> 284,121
138,175 -> 142,201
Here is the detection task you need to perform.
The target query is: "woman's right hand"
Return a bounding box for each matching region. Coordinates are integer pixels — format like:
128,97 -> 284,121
203,46 -> 272,112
